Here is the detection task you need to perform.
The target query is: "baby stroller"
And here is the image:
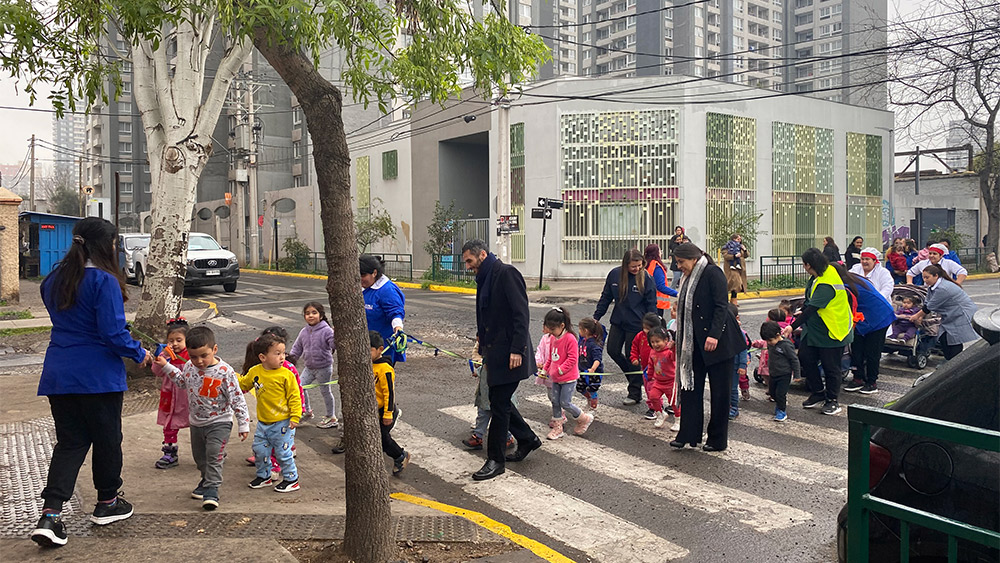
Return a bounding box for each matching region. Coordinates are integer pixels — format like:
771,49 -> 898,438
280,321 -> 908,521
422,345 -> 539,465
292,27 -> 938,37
883,284 -> 941,369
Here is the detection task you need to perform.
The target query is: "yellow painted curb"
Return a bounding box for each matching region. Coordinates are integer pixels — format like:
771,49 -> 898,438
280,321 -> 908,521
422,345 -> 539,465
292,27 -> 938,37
396,281 -> 422,289
242,268 -> 328,280
191,298 -> 219,319
736,288 -> 807,300
390,492 -> 575,563
965,272 -> 1000,281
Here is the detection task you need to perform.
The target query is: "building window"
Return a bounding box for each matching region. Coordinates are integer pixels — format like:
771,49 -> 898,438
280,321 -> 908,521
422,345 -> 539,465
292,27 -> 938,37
120,142 -> 132,154
292,107 -> 302,125
119,201 -> 133,213
795,13 -> 813,25
121,61 -> 132,73
115,39 -> 127,53
121,81 -> 131,96
292,141 -> 301,159
560,110 -> 680,262
583,49 -> 592,59
519,3 -> 531,17
382,150 -> 398,180
144,182 -> 151,193
120,182 -> 133,194
706,113 -> 757,254
121,163 -> 132,174
846,132 -> 883,252
695,6 -> 703,18
665,27 -> 673,39
771,122 -> 835,255
293,174 -> 305,188
119,102 -> 131,115
734,17 -> 744,31
119,121 -> 132,134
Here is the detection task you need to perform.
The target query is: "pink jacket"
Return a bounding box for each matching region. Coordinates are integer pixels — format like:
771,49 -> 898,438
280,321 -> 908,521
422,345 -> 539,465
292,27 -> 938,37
543,331 -> 580,384
648,347 -> 676,383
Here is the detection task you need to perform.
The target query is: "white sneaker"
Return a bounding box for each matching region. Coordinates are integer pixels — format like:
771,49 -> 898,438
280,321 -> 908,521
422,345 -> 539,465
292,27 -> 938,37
670,418 -> 681,432
317,416 -> 339,429
653,411 -> 666,428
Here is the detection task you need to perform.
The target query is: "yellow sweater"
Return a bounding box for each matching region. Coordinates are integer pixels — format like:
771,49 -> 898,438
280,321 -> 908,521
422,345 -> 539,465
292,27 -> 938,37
240,364 -> 303,425
373,358 -> 396,422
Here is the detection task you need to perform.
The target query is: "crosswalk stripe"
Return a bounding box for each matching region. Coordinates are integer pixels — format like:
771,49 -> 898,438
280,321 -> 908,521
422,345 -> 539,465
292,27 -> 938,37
438,406 -> 812,532
280,307 -> 307,317
206,317 -> 255,331
234,309 -> 288,323
393,421 -> 690,562
522,395 -> 847,486
598,382 -> 850,450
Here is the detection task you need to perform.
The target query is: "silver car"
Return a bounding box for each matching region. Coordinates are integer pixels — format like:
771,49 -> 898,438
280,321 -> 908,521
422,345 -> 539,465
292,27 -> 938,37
132,233 -> 240,292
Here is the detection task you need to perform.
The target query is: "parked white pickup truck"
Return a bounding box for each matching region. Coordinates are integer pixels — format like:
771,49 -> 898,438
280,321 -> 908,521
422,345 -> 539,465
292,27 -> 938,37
132,232 -> 240,292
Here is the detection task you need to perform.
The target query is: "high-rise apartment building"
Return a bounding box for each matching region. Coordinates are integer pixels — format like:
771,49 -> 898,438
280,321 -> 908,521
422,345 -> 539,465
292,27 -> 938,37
51,114 -> 86,181
943,119 -> 985,172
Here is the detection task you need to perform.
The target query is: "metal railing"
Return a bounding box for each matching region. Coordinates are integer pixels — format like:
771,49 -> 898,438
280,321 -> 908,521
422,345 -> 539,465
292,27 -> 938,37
758,255 -> 811,288
450,218 -> 490,252
430,254 -> 477,285
956,247 -> 991,272
292,252 -> 412,281
846,404 -> 1000,562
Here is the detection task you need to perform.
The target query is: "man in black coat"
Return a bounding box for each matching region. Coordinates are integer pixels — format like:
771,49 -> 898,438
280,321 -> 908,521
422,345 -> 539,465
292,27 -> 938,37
462,239 -> 541,481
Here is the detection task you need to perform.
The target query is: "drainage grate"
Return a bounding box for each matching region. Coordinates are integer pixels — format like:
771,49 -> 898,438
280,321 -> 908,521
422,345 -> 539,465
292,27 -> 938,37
0,417 -> 86,538
394,514 -> 489,542
122,394 -> 160,417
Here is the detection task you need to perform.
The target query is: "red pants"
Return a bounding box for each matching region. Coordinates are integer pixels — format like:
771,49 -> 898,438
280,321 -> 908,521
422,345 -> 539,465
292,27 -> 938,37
646,376 -> 680,416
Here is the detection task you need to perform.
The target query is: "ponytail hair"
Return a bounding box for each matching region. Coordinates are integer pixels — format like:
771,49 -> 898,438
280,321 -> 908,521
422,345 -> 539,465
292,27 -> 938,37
242,332 -> 286,373
45,217 -> 126,310
578,317 -> 605,347
543,307 -> 575,337
647,326 -> 669,343
642,312 -> 666,330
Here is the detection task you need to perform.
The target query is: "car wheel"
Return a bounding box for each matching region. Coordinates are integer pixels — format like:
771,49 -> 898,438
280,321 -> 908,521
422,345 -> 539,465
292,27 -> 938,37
223,282 -> 237,293
135,264 -> 145,287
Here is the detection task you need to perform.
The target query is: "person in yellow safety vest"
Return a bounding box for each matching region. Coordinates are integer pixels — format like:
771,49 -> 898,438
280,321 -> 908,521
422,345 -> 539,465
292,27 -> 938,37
644,244 -> 678,317
781,247 -> 854,417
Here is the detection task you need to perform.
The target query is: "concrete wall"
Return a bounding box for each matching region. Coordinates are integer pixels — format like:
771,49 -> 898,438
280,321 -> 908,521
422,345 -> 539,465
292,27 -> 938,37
0,188 -> 22,303
348,129 -> 414,256
892,173 -> 983,248
438,136 -> 490,220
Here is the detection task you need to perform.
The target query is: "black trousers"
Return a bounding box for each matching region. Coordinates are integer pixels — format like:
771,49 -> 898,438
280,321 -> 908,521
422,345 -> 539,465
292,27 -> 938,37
487,380 -> 536,463
800,344 -> 844,402
380,415 -> 403,460
607,324 -> 642,401
676,351 -> 733,449
42,392 -> 124,511
769,373 -> 791,412
850,327 -> 887,386
939,333 -> 964,360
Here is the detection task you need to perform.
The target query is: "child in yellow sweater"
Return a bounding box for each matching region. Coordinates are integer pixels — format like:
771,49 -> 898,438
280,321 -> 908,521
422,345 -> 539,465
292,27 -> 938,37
370,330 -> 410,476
240,333 -> 302,493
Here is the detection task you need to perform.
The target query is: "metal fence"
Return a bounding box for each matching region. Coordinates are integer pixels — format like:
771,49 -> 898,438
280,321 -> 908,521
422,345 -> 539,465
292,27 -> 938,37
293,252 -> 413,281
846,404 -> 1000,562
758,255 -> 811,288
956,247 -> 992,273
450,218 -> 490,252
430,254 -> 477,284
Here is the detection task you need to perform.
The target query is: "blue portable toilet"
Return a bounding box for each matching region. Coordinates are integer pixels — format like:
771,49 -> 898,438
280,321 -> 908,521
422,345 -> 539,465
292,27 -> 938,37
19,212 -> 83,277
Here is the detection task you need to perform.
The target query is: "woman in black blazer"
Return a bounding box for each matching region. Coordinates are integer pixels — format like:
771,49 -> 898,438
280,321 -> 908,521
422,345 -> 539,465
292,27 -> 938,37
670,243 -> 746,452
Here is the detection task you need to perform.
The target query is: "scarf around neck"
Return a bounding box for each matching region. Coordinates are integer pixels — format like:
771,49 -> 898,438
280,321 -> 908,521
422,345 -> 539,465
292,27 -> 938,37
677,255 -> 709,391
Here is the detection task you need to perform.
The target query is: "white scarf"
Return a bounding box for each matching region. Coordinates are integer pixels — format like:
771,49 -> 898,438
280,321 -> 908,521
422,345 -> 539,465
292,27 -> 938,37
677,255 -> 709,391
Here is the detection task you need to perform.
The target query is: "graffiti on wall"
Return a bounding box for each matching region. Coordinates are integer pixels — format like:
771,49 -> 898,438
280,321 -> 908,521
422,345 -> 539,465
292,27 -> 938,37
881,198 -> 910,248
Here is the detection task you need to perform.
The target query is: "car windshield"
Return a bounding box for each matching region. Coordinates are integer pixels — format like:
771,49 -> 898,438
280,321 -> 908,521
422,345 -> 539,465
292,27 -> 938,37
124,235 -> 150,251
189,235 -> 222,251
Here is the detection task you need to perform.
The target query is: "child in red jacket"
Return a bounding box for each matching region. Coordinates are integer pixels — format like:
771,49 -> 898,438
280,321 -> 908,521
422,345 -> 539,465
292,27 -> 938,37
645,327 -> 680,431
631,313 -> 664,421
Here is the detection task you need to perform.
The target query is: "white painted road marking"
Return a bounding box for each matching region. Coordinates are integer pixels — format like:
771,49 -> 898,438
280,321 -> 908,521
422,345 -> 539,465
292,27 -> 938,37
393,421 -> 690,562
523,395 -> 847,486
206,317 -> 255,331
438,406 -> 813,532
233,309 -> 287,323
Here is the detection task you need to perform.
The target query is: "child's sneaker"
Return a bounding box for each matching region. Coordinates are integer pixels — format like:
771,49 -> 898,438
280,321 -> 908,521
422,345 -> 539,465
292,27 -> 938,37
30,513 -> 67,547
155,443 -> 179,469
201,489 -> 219,511
245,455 -> 256,466
462,434 -> 484,450
774,410 -> 788,422
741,389 -> 750,401
643,409 -> 656,420
191,480 -> 207,500
317,416 -> 339,429
301,410 -> 314,422
843,378 -> 865,392
653,411 -> 667,429
573,412 -> 595,435
506,435 -> 516,449
392,451 -> 411,476
589,396 -> 599,409
90,494 -> 133,525
248,476 -> 274,489
670,418 -> 681,432
860,384 -> 879,395
274,479 -> 300,493
735,264 -> 742,270
728,408 -> 739,420
547,418 -> 565,440
548,415 -> 567,428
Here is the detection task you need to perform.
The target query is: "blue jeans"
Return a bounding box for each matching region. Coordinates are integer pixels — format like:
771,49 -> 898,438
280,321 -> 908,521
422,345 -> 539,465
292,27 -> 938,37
548,381 -> 583,419
253,419 -> 297,481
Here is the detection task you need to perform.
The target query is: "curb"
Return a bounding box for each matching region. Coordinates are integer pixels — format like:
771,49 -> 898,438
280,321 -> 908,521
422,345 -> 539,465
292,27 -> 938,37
242,268 -> 480,295
0,302 -> 218,331
965,272 -> 1000,281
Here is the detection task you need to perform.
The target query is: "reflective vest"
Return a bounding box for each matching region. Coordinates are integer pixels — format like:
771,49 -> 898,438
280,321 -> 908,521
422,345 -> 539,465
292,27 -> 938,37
809,266 -> 854,341
647,261 -> 671,310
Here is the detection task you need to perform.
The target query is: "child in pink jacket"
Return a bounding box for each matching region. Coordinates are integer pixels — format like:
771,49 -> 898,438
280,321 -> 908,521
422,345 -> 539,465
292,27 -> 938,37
542,308 -> 594,440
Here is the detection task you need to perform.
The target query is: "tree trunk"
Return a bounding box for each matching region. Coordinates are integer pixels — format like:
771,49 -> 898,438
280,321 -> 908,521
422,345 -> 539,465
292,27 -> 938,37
980,119 -> 999,258
252,34 -> 395,563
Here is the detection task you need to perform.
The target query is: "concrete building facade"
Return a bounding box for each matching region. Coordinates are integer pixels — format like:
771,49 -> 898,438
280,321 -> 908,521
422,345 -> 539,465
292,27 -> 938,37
347,76 -> 894,279
891,172 -> 985,251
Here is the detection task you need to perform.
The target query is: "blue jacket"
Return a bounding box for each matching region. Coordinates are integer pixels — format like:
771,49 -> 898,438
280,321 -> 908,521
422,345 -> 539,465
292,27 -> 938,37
945,250 -> 962,265
851,277 -> 896,336
594,267 -> 657,332
363,275 -> 406,363
38,267 -> 145,395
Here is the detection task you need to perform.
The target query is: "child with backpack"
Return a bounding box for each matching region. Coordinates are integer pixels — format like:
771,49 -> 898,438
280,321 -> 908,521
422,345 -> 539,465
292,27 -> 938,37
577,317 -> 606,409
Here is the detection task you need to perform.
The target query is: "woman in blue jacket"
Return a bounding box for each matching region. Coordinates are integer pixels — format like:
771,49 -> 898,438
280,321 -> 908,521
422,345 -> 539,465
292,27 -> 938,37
31,218 -> 151,548
833,263 -> 896,395
360,255 -> 406,364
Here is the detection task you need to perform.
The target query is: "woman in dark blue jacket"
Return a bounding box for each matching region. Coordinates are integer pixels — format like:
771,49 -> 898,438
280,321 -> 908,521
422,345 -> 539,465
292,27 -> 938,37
31,218 -> 150,548
594,249 -> 657,405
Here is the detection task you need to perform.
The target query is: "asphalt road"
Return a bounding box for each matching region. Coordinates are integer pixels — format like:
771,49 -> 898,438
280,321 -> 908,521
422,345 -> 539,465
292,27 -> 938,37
182,273 -> 1000,563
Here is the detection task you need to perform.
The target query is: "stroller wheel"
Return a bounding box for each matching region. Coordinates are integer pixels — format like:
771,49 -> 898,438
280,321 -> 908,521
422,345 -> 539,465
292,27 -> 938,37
907,354 -> 929,369
753,368 -> 764,385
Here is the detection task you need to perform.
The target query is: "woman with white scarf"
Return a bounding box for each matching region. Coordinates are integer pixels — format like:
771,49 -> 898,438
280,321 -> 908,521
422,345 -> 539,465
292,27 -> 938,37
669,243 -> 746,453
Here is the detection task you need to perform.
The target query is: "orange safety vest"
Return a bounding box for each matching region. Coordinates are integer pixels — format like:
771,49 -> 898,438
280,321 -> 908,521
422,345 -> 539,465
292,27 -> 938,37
647,261 -> 671,310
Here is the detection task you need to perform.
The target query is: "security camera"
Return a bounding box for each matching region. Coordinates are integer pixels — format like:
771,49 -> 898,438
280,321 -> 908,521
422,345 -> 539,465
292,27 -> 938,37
463,115 -> 476,123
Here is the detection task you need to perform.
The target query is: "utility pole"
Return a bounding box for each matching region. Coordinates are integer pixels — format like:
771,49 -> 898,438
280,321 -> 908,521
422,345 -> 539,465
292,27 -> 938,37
495,98 -> 511,262
78,158 -> 84,216
29,135 -> 36,211
114,172 -> 121,228
247,72 -> 260,268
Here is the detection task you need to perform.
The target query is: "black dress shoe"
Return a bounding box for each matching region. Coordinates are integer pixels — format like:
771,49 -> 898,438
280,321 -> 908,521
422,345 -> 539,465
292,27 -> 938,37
472,460 -> 505,481
669,440 -> 687,449
505,436 -> 542,462
702,444 -> 727,452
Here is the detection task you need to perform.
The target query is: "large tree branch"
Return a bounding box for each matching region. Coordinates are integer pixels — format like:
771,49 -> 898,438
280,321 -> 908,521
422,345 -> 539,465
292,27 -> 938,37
193,38 -> 251,141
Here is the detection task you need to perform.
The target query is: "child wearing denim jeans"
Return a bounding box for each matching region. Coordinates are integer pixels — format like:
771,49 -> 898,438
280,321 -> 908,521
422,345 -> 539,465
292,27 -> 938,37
240,333 -> 302,493
544,308 -> 594,439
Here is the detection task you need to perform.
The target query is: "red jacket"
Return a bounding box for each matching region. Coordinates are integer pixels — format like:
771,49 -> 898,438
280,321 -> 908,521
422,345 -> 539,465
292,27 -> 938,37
630,332 -> 652,373
648,347 -> 676,383
886,251 -> 907,274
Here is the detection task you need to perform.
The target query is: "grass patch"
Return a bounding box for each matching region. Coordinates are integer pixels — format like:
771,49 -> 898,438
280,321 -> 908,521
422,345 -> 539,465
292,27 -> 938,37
527,284 -> 551,291
0,326 -> 51,338
0,310 -> 33,321
421,279 -> 478,290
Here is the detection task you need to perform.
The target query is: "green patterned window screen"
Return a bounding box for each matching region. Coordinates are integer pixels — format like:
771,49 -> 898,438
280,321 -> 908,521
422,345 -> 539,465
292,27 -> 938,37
706,113 -> 757,254
357,155 -> 370,221
560,110 -> 680,262
511,123 -> 526,262
382,150 -> 398,180
846,133 -> 882,248
772,122 -> 835,256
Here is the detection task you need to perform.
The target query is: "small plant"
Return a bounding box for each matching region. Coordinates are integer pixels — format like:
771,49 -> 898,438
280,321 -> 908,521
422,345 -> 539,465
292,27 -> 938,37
708,208 -> 764,257
356,198 -> 397,252
278,237 -> 312,272
927,225 -> 966,251
0,310 -> 33,321
423,201 -> 465,257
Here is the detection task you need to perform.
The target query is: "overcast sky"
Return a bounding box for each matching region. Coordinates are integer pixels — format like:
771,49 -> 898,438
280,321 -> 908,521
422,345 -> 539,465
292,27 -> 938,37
0,0 -> 938,183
